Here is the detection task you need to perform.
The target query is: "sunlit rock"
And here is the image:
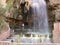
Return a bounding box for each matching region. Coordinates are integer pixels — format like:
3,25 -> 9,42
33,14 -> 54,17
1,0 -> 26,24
0,0 -> 7,8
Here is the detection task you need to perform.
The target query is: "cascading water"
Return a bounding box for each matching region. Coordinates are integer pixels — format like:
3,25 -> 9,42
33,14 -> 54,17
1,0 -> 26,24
32,0 -> 50,34
2,0 -> 52,43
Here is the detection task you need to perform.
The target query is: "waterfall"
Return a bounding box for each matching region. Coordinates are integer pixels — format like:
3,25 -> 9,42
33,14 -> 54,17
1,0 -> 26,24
31,0 -> 50,34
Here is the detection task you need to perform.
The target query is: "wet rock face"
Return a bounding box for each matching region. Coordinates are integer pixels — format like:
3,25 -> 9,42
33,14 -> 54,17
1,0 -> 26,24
48,0 -> 60,21
7,0 -> 31,20
48,0 -> 60,43
4,0 -> 33,28
45,0 -> 60,29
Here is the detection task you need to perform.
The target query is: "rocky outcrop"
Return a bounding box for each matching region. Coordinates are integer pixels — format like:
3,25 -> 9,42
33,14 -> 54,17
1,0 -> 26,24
48,0 -> 60,43
4,0 -> 33,28
1,0 -> 60,29
45,0 -> 60,30
48,0 -> 60,21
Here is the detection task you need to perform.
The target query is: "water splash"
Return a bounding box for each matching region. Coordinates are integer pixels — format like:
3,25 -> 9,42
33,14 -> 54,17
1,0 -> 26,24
32,0 -> 50,34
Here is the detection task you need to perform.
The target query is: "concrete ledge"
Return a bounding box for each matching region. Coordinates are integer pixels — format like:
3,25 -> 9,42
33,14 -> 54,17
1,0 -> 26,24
0,42 -> 60,45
